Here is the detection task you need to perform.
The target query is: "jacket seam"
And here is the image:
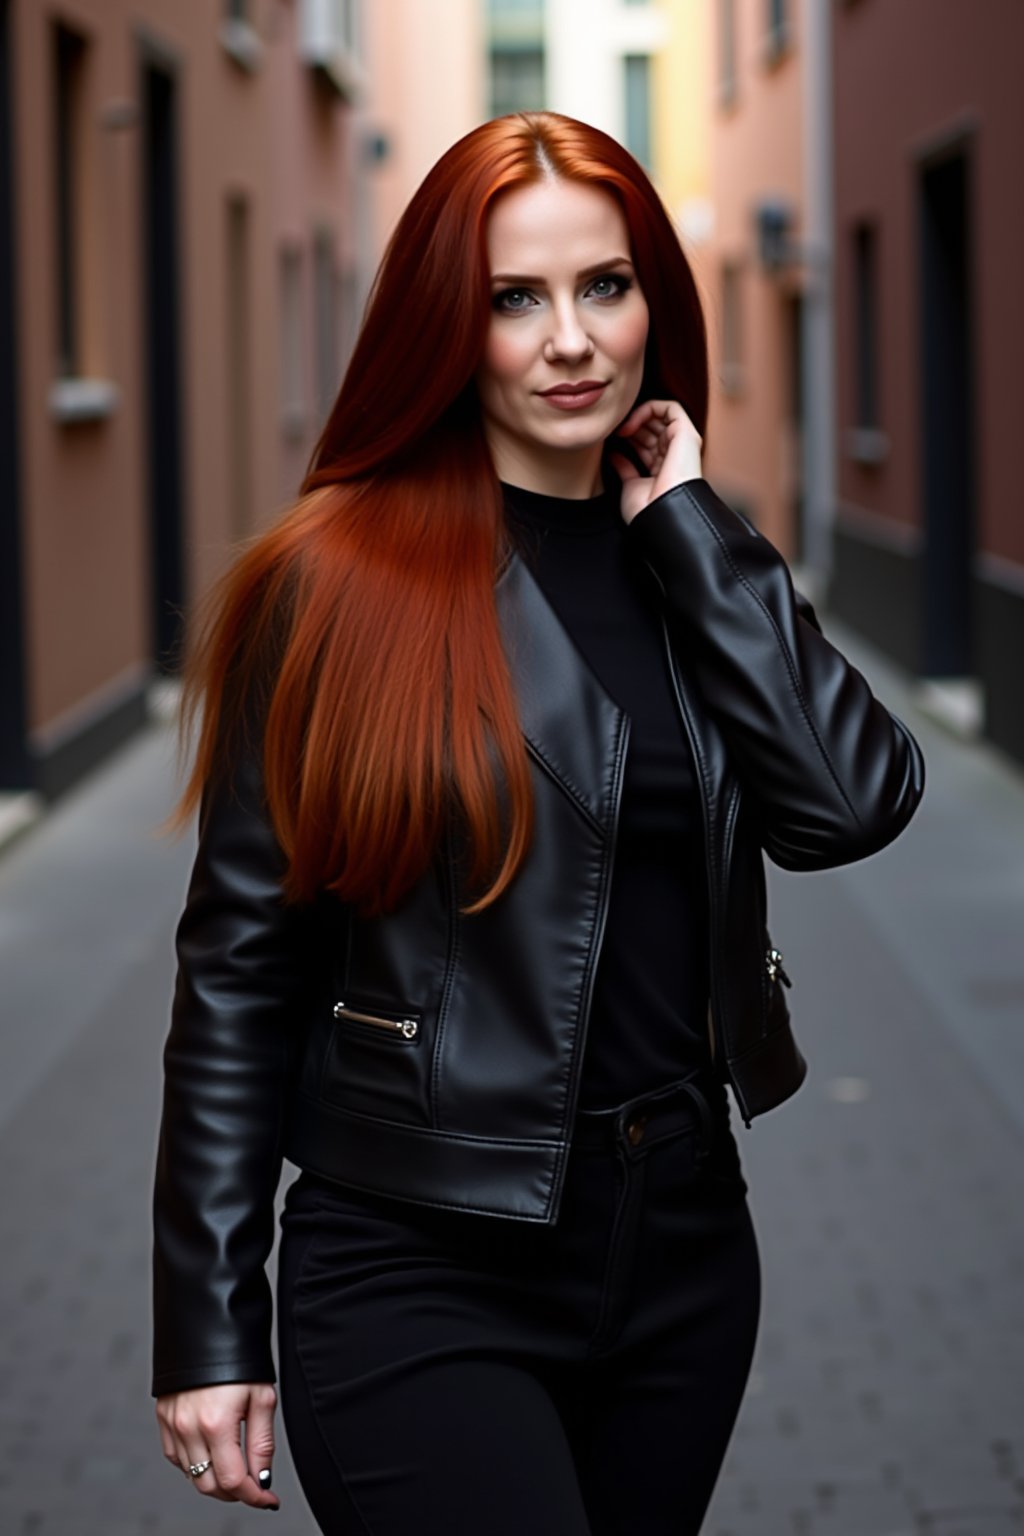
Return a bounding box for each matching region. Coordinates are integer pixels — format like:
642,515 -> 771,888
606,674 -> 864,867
554,707 -> 629,1183
431,830 -> 462,1130
719,780 -> 742,1048
660,613 -> 727,1058
287,1166 -> 559,1222
675,481 -> 865,837
726,1016 -> 795,1066
294,1090 -> 562,1151
524,736 -> 606,839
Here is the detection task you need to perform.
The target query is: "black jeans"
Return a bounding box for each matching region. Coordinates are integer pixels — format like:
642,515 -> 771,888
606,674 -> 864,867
276,1073 -> 761,1535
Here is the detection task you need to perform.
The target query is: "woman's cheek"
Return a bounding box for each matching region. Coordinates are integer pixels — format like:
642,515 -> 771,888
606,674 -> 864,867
609,303 -> 650,367
483,326 -> 532,389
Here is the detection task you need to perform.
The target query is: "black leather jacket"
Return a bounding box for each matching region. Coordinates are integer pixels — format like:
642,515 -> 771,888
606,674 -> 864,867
151,477 -> 925,1396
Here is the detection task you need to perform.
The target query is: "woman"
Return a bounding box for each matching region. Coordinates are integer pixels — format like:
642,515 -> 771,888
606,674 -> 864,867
152,112 -> 925,1533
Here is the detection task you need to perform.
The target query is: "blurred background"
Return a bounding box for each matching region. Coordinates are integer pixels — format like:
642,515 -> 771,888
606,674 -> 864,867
0,2 -> 1022,1533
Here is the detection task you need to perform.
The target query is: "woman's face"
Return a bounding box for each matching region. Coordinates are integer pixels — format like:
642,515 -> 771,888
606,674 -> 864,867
476,178 -> 650,490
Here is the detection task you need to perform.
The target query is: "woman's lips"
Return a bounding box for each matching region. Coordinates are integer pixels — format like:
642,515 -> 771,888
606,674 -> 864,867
538,381 -> 608,411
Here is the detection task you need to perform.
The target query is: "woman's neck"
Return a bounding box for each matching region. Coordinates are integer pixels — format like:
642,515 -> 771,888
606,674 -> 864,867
485,439 -> 606,500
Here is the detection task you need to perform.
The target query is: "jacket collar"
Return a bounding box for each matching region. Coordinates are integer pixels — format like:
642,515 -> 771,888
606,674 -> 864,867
494,549 -> 629,838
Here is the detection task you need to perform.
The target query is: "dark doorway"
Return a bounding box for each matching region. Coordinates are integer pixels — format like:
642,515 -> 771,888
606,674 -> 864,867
785,290 -> 805,567
0,0 -> 30,790
918,144 -> 975,677
225,192 -> 253,540
140,55 -> 186,675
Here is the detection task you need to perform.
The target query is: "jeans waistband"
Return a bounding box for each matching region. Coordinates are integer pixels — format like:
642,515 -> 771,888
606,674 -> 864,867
572,1074 -> 723,1159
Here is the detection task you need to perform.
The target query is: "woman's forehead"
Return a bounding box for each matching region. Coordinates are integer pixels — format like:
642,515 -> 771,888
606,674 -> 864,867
486,180 -> 630,272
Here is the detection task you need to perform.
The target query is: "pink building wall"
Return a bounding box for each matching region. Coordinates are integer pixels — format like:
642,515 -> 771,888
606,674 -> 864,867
703,0 -> 805,557
9,0 -> 353,788
834,0 -> 1024,568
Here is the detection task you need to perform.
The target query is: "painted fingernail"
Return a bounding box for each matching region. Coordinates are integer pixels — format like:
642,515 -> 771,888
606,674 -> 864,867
258,1469 -> 272,1489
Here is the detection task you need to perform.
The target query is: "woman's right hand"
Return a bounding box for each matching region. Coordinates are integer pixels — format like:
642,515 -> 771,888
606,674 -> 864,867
155,1382 -> 281,1510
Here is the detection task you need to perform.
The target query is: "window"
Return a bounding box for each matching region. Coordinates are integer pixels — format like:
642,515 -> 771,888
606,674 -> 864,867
53,23 -> 87,378
279,246 -> 306,435
719,261 -> 744,394
336,265 -> 359,378
489,49 -> 545,115
336,0 -> 360,57
221,0 -> 263,71
299,0 -> 362,96
853,221 -> 879,429
763,0 -> 790,63
303,0 -> 360,60
486,0 -> 544,22
623,54 -> 651,168
718,0 -> 737,107
313,227 -> 340,422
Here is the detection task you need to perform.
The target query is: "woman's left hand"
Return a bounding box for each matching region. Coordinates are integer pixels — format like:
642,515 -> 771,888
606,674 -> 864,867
608,399 -> 704,526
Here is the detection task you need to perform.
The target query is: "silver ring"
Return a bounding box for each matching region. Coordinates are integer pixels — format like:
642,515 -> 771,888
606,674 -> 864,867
188,1459 -> 213,1479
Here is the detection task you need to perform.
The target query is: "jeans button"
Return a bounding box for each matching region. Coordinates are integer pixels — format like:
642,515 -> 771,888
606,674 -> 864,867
626,1115 -> 647,1146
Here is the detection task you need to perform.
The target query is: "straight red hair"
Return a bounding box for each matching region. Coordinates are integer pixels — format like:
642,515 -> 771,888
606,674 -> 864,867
167,111 -> 709,917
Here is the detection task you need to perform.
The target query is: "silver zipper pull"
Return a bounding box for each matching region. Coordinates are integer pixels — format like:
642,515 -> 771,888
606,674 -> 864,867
765,947 -> 792,988
333,1002 -> 419,1039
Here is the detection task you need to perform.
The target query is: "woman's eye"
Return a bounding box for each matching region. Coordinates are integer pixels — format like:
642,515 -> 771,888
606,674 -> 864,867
588,274 -> 631,301
494,288 -> 536,314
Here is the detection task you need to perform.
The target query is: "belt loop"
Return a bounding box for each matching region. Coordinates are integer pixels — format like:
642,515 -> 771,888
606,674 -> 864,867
676,1081 -> 715,1165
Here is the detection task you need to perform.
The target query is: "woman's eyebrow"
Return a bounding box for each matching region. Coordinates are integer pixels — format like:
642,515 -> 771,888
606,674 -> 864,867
490,256 -> 634,285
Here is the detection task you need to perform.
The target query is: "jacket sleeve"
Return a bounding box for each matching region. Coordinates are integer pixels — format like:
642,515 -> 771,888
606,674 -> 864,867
151,703 -> 317,1397
625,476 -> 926,871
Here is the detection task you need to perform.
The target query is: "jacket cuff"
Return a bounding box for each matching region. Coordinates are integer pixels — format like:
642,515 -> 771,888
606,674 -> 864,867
151,1356 -> 277,1399
624,475 -> 765,552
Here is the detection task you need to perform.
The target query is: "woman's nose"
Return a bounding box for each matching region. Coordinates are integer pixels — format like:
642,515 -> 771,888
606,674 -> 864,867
544,301 -> 594,363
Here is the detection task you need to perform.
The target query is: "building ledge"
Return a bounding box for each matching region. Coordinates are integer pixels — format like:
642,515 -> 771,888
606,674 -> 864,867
913,677 -> 984,740
299,0 -> 363,101
717,362 -> 747,399
49,377 -> 120,424
307,50 -> 362,101
845,426 -> 890,466
220,18 -> 264,73
0,792 -> 44,856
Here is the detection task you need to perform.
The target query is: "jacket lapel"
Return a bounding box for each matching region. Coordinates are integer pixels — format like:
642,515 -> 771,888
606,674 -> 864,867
494,549 -> 629,840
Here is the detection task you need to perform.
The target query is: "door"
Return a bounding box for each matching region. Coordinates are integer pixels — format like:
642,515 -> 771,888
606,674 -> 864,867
140,55 -> 186,675
918,143 -> 975,678
0,0 -> 29,790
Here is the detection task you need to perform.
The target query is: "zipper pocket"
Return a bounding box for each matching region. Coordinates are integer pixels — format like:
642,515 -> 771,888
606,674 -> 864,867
332,1001 -> 420,1040
765,947 -> 792,988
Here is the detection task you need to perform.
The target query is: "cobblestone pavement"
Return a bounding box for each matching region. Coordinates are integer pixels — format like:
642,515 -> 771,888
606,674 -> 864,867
1,619 -> 1022,1535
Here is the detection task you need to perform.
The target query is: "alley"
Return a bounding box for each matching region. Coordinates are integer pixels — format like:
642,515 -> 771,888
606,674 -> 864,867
1,619 -> 1022,1536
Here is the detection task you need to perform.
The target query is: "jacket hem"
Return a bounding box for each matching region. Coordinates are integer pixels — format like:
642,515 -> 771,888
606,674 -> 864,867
284,1094 -> 567,1223
727,1020 -> 808,1122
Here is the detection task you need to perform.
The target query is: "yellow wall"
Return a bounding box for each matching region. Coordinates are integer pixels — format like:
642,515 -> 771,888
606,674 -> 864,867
651,0 -> 711,232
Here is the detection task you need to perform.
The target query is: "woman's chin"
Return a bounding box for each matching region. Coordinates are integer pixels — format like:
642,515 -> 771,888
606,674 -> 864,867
528,412 -> 621,455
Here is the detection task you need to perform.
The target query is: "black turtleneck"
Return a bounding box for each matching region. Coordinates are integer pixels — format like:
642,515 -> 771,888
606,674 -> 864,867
500,478 -> 713,1110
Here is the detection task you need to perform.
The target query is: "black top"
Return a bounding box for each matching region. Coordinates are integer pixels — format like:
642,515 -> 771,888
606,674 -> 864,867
501,478 -> 712,1110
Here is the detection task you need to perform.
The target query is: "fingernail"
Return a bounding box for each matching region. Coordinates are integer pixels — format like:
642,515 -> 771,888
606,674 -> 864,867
258,1469 -> 272,1490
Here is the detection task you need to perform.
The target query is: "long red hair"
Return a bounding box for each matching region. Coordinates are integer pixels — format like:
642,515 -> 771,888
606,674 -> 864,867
167,111 -> 709,917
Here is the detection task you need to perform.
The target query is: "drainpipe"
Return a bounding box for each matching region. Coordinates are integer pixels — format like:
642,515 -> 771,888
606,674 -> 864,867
800,0 -> 836,589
